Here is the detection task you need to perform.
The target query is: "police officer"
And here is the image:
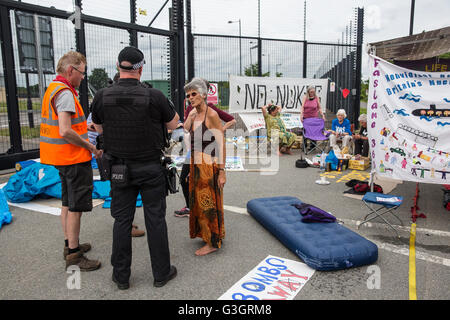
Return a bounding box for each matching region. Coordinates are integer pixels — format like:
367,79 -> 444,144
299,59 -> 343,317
91,46 -> 179,290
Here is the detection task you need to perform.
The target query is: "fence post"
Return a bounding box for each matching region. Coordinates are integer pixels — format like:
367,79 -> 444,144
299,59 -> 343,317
303,41 -> 307,78
0,5 -> 23,154
169,0 -> 185,118
185,0 -> 194,83
74,0 -> 89,116
353,7 -> 364,125
129,0 -> 137,46
257,38 -> 262,76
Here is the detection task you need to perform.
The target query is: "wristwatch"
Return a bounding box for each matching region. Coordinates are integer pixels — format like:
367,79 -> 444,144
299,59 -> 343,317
218,168 -> 225,172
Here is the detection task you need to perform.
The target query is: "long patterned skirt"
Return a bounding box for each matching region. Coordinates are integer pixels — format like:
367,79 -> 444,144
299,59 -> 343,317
189,152 -> 225,248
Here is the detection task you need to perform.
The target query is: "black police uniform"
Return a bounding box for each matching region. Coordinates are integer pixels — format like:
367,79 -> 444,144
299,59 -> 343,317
91,78 -> 176,285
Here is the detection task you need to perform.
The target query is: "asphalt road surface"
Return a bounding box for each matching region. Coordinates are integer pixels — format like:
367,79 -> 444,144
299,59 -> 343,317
0,148 -> 449,302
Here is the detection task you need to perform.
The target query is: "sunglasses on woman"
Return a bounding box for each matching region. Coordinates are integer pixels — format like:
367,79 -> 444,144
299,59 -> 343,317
186,92 -> 198,99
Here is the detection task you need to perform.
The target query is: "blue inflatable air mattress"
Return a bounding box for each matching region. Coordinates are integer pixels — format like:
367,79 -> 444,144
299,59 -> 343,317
247,196 -> 378,271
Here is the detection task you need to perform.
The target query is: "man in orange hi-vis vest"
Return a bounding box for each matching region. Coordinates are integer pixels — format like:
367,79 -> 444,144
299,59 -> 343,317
40,51 -> 102,272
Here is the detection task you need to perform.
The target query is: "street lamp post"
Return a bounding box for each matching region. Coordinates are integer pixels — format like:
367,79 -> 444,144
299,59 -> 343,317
228,19 -> 242,76
262,53 -> 270,75
276,63 -> 282,75
160,55 -> 165,79
140,34 -> 153,80
249,41 -> 258,76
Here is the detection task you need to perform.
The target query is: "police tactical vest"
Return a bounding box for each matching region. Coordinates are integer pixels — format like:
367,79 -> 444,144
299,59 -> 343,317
101,81 -> 165,161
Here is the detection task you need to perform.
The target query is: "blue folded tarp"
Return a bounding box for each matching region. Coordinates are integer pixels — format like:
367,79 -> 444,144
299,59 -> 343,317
3,162 -> 142,208
0,189 -> 12,229
4,163 -> 62,202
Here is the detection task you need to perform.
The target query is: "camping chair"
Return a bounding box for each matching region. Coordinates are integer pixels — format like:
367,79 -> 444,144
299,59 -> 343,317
359,192 -> 404,237
302,118 -> 329,155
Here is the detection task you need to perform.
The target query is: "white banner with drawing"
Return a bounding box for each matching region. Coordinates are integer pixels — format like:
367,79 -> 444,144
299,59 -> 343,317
239,113 -> 302,133
367,55 -> 450,184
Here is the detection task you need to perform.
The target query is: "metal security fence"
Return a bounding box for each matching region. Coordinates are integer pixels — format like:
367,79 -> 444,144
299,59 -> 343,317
0,0 -> 182,170
186,6 -> 364,129
0,0 -> 362,170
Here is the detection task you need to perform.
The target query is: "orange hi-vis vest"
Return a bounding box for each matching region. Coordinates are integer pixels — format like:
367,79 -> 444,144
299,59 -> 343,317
40,81 -> 91,166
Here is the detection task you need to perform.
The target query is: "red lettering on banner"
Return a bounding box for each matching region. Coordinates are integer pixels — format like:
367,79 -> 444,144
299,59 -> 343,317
373,70 -> 380,77
280,269 -> 309,281
267,286 -> 291,299
278,279 -> 303,292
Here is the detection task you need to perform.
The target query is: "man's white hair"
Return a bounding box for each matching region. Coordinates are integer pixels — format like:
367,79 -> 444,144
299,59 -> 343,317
358,113 -> 367,122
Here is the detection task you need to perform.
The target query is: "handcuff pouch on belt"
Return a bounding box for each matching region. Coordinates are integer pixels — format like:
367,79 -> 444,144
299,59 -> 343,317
110,160 -> 128,184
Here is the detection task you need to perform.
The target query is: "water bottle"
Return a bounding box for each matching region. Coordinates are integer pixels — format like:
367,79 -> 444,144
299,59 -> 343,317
320,152 -> 326,171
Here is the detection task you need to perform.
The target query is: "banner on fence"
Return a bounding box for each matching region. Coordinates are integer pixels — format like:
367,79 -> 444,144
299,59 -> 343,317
218,255 -> 315,300
368,55 -> 450,184
229,76 -> 328,113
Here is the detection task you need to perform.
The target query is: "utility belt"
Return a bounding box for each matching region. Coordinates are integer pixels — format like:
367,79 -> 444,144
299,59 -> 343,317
96,133 -> 178,194
97,152 -> 178,194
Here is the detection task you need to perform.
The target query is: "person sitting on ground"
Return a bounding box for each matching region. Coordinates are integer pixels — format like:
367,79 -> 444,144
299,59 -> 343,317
329,108 -> 352,151
262,103 -> 297,155
353,113 -> 369,157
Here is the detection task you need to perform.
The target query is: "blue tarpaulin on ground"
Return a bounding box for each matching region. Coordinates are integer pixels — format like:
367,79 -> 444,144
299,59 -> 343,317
3,163 -> 62,203
0,189 -> 12,229
3,162 -> 141,208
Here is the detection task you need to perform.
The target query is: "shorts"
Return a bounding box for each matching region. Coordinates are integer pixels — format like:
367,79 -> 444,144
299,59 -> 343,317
56,161 -> 93,212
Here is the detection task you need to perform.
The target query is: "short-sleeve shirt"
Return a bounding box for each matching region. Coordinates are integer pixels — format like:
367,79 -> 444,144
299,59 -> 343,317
54,89 -> 76,114
331,118 -> 352,135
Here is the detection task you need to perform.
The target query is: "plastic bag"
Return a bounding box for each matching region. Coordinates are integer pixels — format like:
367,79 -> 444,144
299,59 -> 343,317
325,149 -> 339,171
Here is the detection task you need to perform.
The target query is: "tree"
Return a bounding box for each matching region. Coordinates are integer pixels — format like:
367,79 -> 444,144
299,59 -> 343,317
360,79 -> 369,102
88,68 -> 110,91
244,63 -> 270,77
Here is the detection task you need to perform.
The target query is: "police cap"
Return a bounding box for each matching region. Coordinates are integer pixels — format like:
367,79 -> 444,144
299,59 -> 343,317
118,46 -> 145,70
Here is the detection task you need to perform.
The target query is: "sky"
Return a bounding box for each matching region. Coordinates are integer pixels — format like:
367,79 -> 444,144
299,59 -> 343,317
4,0 -> 450,82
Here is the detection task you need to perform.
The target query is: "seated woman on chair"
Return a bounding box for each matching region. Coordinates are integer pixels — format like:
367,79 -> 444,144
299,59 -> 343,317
329,108 -> 352,150
300,86 -> 326,151
353,113 -> 369,157
262,103 -> 297,155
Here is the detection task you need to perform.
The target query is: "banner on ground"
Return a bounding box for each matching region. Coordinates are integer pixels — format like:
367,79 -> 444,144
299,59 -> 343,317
218,255 -> 315,300
239,112 -> 303,133
173,156 -> 244,171
367,54 -> 450,184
